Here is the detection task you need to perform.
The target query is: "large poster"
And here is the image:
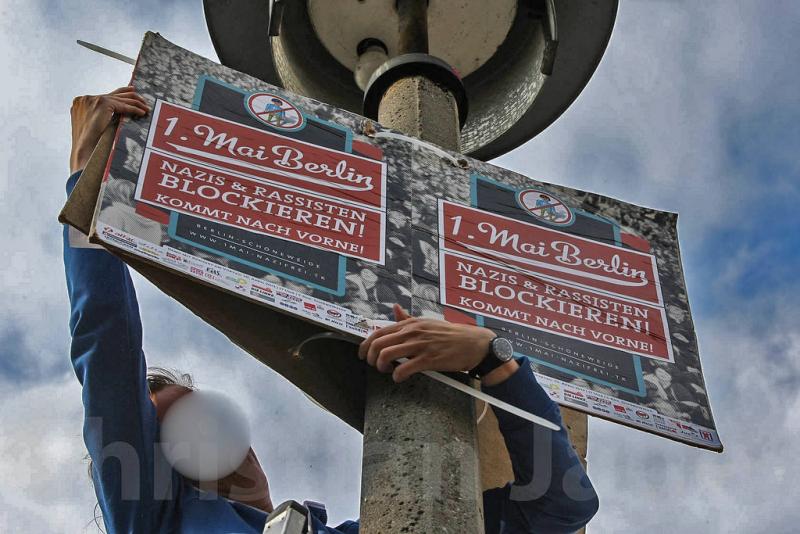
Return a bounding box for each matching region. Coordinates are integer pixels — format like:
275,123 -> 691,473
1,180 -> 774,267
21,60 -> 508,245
91,33 -> 721,450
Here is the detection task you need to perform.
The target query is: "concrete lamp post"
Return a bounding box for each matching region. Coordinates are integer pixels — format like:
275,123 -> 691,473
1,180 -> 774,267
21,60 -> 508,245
203,1 -> 618,532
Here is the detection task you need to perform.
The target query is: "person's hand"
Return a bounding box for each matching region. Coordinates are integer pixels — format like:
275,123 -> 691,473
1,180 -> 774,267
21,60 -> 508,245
359,304 -> 507,383
205,448 -> 273,513
70,86 -> 150,173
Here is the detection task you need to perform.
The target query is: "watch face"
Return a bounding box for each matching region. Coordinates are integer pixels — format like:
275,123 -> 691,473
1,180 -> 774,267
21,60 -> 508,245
492,337 -> 515,362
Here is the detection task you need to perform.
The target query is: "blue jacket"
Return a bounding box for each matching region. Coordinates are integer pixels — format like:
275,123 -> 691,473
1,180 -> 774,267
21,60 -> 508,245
63,171 -> 598,533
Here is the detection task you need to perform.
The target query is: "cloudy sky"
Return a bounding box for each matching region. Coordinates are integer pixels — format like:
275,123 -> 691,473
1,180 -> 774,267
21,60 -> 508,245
1,0 -> 798,532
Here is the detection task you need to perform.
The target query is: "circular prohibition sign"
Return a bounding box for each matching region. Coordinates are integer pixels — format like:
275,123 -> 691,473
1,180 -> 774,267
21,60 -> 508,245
245,92 -> 305,131
517,188 -> 575,226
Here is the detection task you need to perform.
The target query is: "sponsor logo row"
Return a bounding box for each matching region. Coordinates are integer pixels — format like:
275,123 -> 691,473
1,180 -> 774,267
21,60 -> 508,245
537,373 -> 717,445
97,224 -> 369,338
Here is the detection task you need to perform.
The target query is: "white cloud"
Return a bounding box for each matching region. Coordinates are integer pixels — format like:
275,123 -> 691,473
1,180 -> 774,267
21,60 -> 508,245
497,1 -> 800,241
0,377 -> 95,532
589,288 -> 800,532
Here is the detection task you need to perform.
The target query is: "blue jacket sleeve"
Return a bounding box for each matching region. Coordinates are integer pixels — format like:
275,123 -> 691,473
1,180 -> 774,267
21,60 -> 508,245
63,172 -> 179,533
481,359 -> 599,533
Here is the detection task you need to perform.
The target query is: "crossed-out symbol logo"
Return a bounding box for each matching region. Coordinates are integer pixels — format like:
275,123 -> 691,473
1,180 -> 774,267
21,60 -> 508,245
517,188 -> 574,226
245,92 -> 305,131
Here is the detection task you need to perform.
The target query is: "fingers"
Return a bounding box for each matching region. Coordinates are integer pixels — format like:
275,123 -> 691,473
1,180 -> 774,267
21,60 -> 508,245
358,303 -> 415,360
105,95 -> 149,116
358,324 -> 398,360
112,101 -> 149,117
110,85 -> 135,95
393,303 -> 411,321
71,92 -> 150,120
365,329 -> 412,367
108,86 -> 147,105
358,317 -> 415,359
110,91 -> 148,106
375,341 -> 428,373
392,355 -> 432,383
358,314 -> 496,382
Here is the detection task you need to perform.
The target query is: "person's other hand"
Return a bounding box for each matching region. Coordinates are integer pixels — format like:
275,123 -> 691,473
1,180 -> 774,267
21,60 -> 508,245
358,304 -> 497,383
206,448 -> 273,513
70,86 -> 149,173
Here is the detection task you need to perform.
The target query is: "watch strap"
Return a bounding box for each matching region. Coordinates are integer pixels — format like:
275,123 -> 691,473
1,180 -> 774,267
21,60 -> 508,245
469,337 -> 507,379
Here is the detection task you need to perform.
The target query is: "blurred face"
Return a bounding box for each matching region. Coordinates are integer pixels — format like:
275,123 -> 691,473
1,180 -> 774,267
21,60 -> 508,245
151,385 -> 273,513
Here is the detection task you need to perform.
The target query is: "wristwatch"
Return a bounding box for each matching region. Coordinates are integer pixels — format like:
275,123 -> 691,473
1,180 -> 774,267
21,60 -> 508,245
469,336 -> 515,379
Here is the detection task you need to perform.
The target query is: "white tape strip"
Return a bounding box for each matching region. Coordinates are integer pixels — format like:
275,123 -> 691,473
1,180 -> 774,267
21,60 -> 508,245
365,319 -> 560,431
396,358 -> 560,432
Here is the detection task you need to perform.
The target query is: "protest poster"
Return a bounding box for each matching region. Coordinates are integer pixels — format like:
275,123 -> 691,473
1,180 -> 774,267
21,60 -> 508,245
88,33 -> 720,450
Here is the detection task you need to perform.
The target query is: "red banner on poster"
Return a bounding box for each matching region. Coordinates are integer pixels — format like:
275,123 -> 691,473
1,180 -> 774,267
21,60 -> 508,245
440,251 -> 672,361
439,200 -> 662,305
147,100 -> 386,210
135,150 -> 385,263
